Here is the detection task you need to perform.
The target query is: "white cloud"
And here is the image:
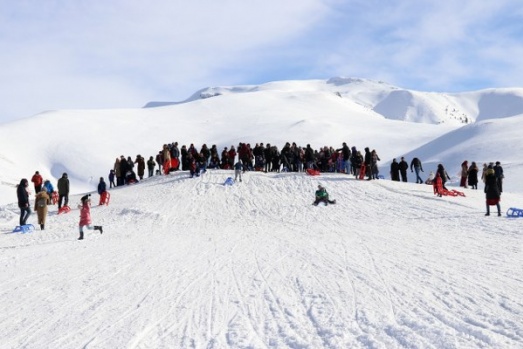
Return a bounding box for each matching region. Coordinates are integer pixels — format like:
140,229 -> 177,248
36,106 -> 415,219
0,0 -> 522,122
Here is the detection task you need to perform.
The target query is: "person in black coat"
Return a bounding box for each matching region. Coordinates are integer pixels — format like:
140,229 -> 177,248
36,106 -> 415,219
336,142 -> 351,174
17,178 -> 32,226
467,162 -> 479,190
119,156 -> 129,185
484,164 -> 501,216
399,157 -> 409,182
57,172 -> 70,209
97,177 -> 107,195
364,147 -> 372,180
494,161 -> 504,193
390,159 -> 400,181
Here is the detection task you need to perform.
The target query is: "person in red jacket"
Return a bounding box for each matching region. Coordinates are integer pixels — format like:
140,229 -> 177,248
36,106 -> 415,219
31,171 -> 43,193
77,194 -> 103,240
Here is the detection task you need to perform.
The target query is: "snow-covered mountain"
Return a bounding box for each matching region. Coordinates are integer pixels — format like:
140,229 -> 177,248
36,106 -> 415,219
1,77 -> 522,348
1,77 -> 523,205
145,77 -> 523,125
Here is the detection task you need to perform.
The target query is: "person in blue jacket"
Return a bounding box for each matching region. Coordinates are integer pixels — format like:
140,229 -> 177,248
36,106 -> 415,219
43,179 -> 54,195
97,177 -> 107,195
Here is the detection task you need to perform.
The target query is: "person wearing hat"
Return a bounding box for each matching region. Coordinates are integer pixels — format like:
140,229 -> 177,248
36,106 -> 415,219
57,172 -> 70,209
313,185 -> 336,206
77,194 -> 103,240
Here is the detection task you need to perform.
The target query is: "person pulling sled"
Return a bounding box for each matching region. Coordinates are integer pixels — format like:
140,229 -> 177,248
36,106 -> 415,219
78,194 -> 103,240
313,185 -> 336,206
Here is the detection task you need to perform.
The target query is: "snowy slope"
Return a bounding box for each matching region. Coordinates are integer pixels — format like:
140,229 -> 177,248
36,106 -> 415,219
3,78 -> 523,206
0,170 -> 521,348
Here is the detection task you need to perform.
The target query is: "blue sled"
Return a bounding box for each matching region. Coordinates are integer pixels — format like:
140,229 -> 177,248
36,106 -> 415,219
13,224 -> 35,233
506,207 -> 523,218
223,177 -> 235,186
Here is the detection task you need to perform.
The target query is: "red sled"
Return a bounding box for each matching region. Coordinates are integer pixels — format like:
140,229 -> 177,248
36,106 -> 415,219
163,160 -> 171,175
99,191 -> 111,206
358,164 -> 366,180
306,168 -> 320,176
51,191 -> 59,205
58,205 -> 71,214
171,158 -> 180,171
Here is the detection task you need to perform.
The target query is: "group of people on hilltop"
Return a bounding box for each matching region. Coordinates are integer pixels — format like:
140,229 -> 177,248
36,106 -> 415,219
134,141 -> 386,180
111,155 -> 147,187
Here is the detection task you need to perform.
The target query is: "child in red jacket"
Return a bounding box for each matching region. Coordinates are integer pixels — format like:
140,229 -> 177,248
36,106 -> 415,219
78,194 -> 103,240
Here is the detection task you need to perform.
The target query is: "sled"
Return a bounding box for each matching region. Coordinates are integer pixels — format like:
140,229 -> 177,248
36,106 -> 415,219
171,158 -> 180,171
223,177 -> 234,186
51,191 -> 59,205
99,191 -> 111,206
163,160 -> 171,175
13,224 -> 35,234
58,205 -> 71,214
306,168 -> 320,176
506,207 -> 523,218
358,164 -> 366,180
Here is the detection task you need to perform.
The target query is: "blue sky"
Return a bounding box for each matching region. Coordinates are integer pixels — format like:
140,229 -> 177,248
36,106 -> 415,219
1,0 -> 522,123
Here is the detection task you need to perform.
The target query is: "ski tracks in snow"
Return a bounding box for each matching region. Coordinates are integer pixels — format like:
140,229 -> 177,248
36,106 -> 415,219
0,170 -> 521,348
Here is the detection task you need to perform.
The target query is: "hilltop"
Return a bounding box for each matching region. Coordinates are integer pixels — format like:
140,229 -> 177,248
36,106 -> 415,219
1,77 -> 523,205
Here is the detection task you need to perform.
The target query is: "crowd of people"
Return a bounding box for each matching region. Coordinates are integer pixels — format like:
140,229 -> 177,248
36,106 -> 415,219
16,170 -> 104,239
15,141 -> 507,234
113,141 -> 505,216
111,142 -> 389,185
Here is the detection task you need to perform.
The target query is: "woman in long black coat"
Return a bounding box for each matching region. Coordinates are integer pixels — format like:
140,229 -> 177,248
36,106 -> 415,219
467,161 -> 479,189
484,164 -> 501,216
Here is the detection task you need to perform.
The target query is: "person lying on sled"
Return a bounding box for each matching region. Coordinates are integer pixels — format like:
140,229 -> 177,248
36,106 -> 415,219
313,185 -> 336,206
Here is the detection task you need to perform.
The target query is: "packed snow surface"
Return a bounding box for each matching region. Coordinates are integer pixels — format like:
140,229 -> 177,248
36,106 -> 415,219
1,170 -> 522,348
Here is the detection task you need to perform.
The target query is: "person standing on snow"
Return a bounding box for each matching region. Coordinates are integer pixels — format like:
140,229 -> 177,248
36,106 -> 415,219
336,142 -> 351,175
147,156 -> 156,177
494,161 -> 504,193
135,155 -> 145,180
410,157 -> 424,184
234,160 -> 243,182
484,164 -> 501,216
399,157 -> 409,182
97,177 -> 107,196
34,188 -> 50,230
460,161 -> 469,188
57,172 -> 70,209
467,162 -> 479,190
390,159 -> 400,181
17,178 -> 32,226
78,194 -> 103,240
31,171 -> 43,193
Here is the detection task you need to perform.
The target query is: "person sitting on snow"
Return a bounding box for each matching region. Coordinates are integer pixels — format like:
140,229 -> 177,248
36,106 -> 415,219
313,185 -> 336,206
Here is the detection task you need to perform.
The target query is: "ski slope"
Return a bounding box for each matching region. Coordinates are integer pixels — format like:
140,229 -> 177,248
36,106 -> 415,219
1,170 -> 521,348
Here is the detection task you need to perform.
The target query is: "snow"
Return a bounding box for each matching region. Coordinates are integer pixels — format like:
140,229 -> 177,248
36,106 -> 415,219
0,77 -> 522,348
